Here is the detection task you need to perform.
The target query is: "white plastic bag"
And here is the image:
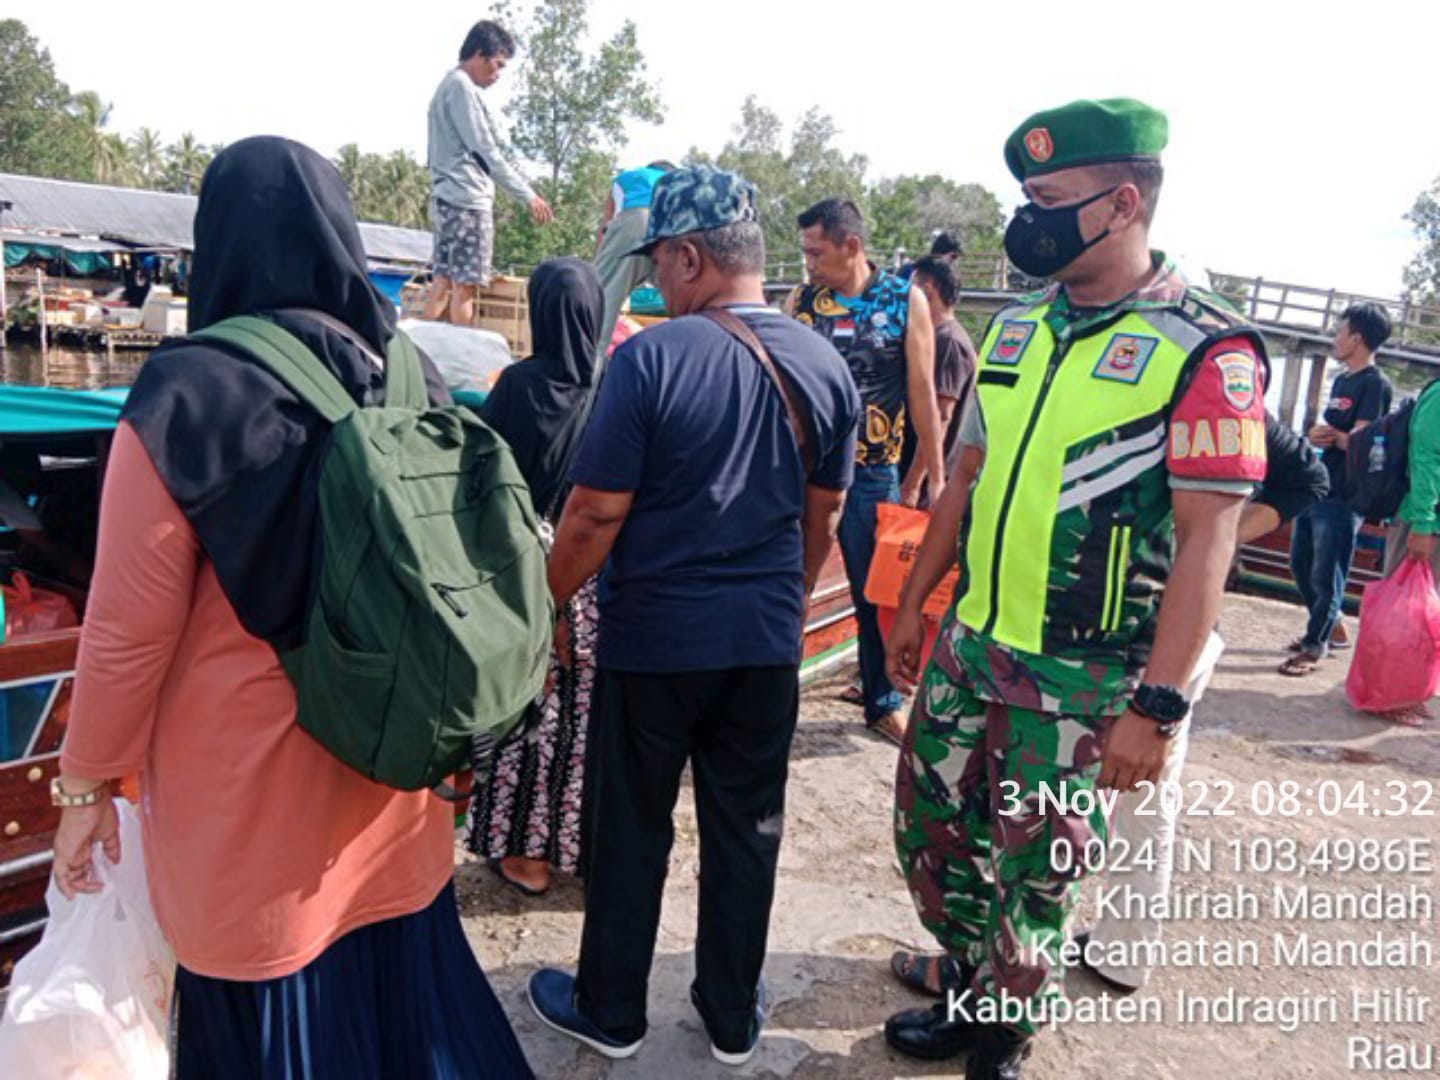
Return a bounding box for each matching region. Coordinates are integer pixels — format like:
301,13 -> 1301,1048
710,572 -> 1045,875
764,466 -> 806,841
0,800 -> 174,1079
398,318 -> 514,394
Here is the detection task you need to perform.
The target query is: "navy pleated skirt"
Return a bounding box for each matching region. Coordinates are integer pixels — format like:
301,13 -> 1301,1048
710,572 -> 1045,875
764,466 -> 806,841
173,879 -> 533,1079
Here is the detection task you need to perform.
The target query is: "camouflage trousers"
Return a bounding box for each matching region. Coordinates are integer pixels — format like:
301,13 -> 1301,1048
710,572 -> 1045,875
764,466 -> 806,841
893,622 -> 1111,1035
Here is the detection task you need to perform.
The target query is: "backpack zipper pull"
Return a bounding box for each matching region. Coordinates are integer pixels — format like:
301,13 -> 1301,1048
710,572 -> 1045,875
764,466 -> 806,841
432,583 -> 469,618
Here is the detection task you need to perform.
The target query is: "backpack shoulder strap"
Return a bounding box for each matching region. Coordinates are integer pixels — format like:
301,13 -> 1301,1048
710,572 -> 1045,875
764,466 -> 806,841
192,316 -> 356,424
700,307 -> 818,476
384,330 -> 430,411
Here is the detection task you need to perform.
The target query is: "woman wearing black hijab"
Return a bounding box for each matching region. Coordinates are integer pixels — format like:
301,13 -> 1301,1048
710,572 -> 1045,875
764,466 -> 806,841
51,137 -> 533,1079
467,258 -> 605,896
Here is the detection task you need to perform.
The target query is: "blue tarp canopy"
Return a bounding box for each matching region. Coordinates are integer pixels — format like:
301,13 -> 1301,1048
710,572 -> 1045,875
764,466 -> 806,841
0,387 -> 127,436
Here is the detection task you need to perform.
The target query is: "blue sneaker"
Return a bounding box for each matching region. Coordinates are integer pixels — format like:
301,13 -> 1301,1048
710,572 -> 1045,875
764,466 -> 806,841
691,977 -> 768,1066
527,969 -> 643,1060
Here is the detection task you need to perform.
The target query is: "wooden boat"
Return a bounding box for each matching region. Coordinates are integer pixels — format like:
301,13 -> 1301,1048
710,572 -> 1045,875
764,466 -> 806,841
1236,519 -> 1388,613
0,386 -> 124,985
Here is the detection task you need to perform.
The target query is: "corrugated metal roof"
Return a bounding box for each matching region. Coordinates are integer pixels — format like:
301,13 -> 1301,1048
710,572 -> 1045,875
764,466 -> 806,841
0,173 -> 433,266
0,229 -> 128,254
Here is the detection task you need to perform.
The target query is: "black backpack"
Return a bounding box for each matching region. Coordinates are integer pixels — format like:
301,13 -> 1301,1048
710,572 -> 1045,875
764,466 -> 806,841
1346,379 -> 1440,523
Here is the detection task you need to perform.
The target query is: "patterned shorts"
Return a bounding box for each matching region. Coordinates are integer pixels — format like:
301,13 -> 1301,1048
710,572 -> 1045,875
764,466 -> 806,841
432,198 -> 494,286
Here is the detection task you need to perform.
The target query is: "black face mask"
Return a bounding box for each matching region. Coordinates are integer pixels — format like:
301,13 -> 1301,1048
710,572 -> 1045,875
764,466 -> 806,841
1003,186 -> 1118,278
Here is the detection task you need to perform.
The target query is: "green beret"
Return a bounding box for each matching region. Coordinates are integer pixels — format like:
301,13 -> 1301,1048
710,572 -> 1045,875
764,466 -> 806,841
1004,98 -> 1168,182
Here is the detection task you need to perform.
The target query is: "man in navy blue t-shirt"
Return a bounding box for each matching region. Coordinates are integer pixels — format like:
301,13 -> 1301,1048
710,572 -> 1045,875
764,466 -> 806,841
528,166 -> 860,1066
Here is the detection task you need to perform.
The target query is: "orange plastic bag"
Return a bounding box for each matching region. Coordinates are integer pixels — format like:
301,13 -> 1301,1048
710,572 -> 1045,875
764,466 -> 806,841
864,504 -> 958,617
3,573 -> 78,639
865,504 -> 959,672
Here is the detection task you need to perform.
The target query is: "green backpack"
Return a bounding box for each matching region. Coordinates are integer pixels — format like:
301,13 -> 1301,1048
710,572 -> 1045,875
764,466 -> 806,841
190,315 -> 553,790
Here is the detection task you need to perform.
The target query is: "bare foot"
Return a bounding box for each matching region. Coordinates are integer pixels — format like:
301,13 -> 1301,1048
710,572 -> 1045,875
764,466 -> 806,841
499,856 -> 551,894
1378,704 -> 1431,727
1330,620 -> 1351,649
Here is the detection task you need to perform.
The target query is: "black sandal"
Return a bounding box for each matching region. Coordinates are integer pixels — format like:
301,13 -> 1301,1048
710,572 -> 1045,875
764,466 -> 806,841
1278,651 -> 1323,677
488,858 -> 549,897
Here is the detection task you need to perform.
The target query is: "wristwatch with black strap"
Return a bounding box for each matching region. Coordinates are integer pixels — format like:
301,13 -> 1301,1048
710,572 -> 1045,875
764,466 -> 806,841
1130,683 -> 1189,739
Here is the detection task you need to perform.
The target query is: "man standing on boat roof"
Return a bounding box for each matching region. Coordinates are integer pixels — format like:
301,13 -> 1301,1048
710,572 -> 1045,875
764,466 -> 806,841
423,19 -> 553,326
880,98 -> 1269,1077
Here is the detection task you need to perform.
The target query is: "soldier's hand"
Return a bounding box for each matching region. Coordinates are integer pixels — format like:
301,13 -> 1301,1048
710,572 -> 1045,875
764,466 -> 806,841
1098,708 -> 1169,791
886,606 -> 927,692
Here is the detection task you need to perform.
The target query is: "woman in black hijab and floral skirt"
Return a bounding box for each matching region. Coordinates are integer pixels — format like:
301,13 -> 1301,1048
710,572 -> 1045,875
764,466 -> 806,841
467,258 -> 605,896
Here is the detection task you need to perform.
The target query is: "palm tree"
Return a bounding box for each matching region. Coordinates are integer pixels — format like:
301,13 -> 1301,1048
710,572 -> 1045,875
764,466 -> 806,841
336,143 -> 368,206
165,132 -> 209,195
69,90 -> 129,184
130,127 -> 165,187
376,151 -> 429,229
95,133 -> 136,186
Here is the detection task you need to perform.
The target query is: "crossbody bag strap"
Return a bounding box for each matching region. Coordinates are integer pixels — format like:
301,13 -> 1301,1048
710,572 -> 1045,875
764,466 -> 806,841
699,307 -> 817,476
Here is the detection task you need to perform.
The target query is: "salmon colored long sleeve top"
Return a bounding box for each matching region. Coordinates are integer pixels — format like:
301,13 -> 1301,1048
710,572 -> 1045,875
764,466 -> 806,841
60,422 -> 453,980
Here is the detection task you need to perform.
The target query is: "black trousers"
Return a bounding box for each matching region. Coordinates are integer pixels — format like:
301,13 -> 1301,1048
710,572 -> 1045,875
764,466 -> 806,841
575,664 -> 800,1046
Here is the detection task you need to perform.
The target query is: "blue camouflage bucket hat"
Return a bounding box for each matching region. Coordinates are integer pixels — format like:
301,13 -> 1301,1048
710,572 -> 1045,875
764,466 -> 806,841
628,164 -> 759,256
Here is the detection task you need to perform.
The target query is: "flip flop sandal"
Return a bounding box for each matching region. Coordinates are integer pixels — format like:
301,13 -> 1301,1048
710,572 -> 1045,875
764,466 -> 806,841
838,684 -> 865,707
866,714 -> 907,747
1277,653 -> 1322,677
889,950 -> 965,998
488,858 -> 549,897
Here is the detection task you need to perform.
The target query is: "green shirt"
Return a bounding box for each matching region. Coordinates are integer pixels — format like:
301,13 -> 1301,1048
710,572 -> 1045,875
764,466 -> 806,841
1400,384 -> 1440,535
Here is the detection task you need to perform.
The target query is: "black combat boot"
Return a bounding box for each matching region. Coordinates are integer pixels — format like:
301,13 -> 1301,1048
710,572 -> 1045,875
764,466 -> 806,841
884,1001 -> 979,1061
964,1023 -> 1033,1079
884,958 -> 981,1060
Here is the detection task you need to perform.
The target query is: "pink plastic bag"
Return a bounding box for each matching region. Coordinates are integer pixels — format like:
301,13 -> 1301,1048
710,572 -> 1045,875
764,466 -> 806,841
1346,558 -> 1440,713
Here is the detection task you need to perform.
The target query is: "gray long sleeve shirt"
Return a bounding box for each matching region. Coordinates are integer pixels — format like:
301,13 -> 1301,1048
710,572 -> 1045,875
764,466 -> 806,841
426,68 -> 536,210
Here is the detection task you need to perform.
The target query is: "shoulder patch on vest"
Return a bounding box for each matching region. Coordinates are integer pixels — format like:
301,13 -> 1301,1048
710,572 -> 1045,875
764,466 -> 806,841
1215,351 -> 1257,410
1092,333 -> 1159,384
987,320 -> 1036,366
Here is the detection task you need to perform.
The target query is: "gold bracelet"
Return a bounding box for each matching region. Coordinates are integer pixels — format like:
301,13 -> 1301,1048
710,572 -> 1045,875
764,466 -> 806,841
50,777 -> 109,809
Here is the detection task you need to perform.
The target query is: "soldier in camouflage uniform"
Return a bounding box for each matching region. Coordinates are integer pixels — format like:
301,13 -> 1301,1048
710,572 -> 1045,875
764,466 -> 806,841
882,100 -> 1269,1078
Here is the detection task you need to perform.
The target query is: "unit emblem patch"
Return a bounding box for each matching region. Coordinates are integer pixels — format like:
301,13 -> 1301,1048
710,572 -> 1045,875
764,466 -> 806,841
1093,334 -> 1159,384
987,320 -> 1037,366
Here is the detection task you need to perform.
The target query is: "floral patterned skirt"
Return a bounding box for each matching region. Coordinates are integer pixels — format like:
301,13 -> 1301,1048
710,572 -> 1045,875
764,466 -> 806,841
466,576 -> 598,875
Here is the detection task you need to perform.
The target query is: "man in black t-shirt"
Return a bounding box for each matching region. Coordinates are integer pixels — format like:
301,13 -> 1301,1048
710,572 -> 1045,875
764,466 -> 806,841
899,255 -> 975,505
1282,302 -> 1395,675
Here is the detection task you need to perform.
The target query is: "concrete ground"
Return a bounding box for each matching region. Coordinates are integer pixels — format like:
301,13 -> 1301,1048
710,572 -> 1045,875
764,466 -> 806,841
458,593 -> 1439,1079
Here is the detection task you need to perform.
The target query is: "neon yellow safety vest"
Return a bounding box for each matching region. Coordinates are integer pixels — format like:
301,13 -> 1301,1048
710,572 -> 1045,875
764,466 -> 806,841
956,294 -> 1264,660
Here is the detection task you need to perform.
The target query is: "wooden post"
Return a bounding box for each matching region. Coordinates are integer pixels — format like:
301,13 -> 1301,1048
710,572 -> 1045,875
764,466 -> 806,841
1302,350 -> 1330,432
1322,288 -> 1336,331
35,268 -> 46,360
1277,344 -> 1303,429
1250,276 -> 1262,319
0,232 -> 7,351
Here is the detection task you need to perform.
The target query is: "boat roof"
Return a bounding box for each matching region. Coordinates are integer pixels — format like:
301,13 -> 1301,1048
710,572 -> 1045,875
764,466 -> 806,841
0,172 -> 433,267
0,387 -> 127,436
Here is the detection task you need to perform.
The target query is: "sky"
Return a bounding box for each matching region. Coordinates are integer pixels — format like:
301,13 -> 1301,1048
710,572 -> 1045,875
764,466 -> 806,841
15,0 -> 1438,297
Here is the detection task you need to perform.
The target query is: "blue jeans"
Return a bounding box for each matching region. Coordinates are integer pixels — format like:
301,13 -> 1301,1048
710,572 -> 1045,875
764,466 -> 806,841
1288,499 -> 1361,654
837,463 -> 904,722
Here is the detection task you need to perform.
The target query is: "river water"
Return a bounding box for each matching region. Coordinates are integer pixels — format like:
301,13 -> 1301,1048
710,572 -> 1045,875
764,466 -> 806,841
0,341 -> 145,389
